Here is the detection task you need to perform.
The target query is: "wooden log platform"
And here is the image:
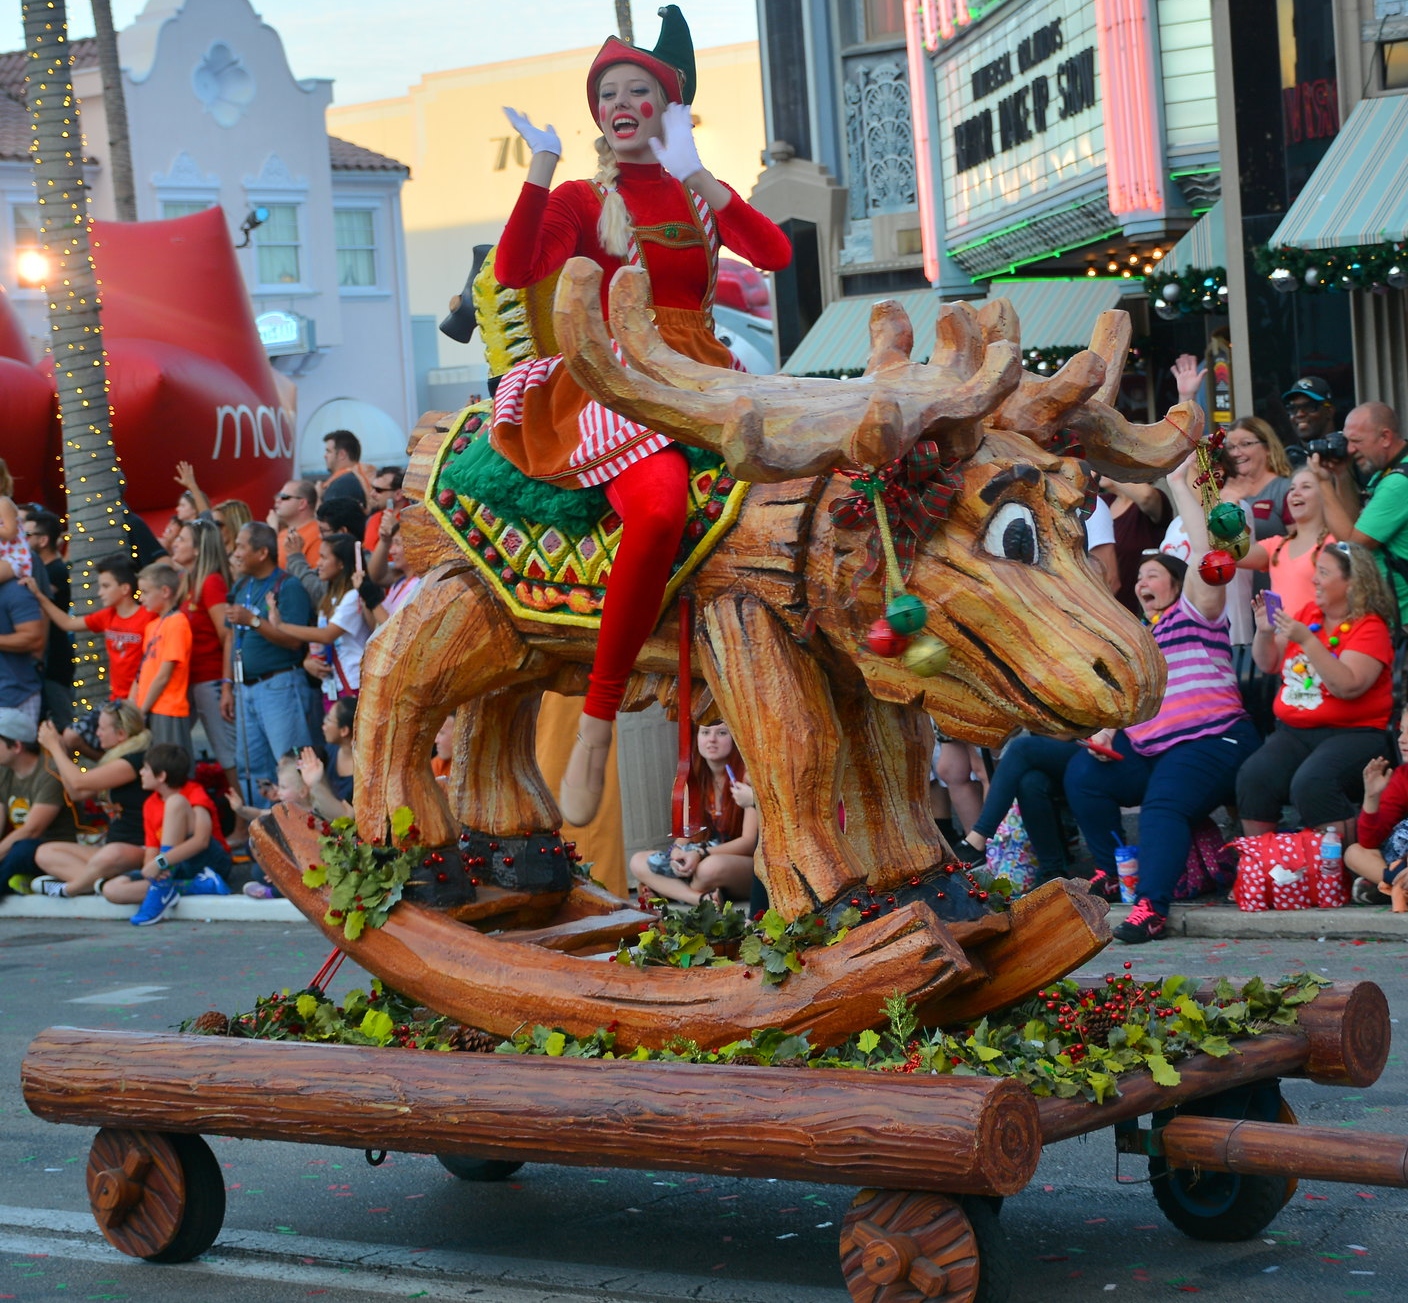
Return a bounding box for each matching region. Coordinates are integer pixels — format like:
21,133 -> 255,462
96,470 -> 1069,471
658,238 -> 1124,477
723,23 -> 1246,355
22,1028 -> 1043,1197
1158,1116 -> 1408,1188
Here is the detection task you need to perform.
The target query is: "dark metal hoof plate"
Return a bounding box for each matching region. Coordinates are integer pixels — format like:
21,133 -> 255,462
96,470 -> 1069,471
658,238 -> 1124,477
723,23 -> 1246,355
457,830 -> 575,895
825,864 -> 994,930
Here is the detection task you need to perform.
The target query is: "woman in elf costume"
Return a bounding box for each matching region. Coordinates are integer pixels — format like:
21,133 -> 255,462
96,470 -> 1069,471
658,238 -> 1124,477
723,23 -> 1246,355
494,6 -> 791,826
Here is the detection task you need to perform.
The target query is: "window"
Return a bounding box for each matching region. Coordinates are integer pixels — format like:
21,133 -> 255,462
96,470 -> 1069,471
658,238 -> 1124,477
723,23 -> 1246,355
334,208 -> 376,288
253,203 -> 300,285
161,200 -> 213,220
12,203 -> 43,288
1384,41 -> 1408,91
864,0 -> 906,41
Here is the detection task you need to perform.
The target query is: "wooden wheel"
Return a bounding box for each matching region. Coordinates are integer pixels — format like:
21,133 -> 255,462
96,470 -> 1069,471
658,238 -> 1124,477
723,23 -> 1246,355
841,1189 -> 1008,1303
85,1128 -> 225,1262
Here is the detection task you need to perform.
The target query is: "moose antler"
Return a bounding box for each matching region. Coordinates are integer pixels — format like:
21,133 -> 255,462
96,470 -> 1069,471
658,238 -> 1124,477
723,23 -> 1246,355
974,299 -> 1204,480
553,258 -> 1023,482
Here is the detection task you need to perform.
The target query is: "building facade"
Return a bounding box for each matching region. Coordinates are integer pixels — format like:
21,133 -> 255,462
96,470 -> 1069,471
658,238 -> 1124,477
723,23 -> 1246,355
0,0 -> 417,474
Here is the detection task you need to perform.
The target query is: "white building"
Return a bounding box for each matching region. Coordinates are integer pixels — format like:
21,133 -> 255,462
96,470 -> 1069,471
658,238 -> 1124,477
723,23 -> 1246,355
0,0 -> 416,474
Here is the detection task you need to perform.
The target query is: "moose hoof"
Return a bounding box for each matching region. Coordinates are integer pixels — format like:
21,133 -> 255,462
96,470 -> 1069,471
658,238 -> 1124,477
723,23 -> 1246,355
454,830 -> 576,896
825,865 -> 994,931
400,844 -> 480,911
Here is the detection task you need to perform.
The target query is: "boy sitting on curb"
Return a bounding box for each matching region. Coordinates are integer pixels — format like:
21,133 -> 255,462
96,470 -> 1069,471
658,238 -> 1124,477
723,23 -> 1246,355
1346,712 -> 1408,909
102,743 -> 232,925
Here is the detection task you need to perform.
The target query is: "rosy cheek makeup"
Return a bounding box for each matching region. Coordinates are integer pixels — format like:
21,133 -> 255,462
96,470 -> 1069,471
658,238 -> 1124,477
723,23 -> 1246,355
640,101 -> 654,118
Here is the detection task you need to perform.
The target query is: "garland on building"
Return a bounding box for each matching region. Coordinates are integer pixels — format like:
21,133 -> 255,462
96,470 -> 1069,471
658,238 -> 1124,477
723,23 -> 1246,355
1146,266 -> 1230,317
1254,241 -> 1408,293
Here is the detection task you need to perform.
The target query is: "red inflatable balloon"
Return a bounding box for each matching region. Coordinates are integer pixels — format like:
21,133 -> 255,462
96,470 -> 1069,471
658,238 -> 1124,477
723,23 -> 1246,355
2,208 -> 293,521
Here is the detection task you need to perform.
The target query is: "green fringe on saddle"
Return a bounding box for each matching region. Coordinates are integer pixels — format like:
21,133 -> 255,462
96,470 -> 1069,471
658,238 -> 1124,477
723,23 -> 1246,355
439,428 -> 723,538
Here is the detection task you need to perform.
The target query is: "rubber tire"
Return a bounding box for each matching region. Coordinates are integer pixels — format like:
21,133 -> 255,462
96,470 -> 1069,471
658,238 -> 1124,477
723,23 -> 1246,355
959,1195 -> 1013,1303
1149,1083 -> 1292,1243
143,1133 -> 226,1263
435,1154 -> 524,1182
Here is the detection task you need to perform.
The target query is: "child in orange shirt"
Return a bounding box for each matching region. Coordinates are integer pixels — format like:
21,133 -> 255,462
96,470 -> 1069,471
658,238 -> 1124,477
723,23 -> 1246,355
131,563 -> 193,756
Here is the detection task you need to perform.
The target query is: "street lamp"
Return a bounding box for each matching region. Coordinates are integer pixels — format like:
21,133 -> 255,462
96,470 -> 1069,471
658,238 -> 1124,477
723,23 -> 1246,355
16,248 -> 47,287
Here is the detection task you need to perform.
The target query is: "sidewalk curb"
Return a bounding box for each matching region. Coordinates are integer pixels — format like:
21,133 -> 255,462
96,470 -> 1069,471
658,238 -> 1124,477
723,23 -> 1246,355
0,894 -> 306,923
1109,901 -> 1408,942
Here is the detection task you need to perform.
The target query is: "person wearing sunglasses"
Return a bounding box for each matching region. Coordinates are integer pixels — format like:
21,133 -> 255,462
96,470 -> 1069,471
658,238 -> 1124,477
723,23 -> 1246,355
271,479 -> 320,572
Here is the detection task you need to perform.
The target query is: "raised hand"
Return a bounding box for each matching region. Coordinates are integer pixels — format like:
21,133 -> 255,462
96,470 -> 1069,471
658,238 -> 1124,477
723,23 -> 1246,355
1170,354 -> 1206,403
503,107 -> 561,158
1363,755 -> 1393,802
648,102 -> 705,182
173,460 -> 200,493
296,746 -> 324,790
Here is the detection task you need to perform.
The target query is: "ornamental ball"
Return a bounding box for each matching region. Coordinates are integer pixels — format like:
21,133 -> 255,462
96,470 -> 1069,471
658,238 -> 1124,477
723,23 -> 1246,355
885,592 -> 928,635
1270,268 -> 1297,293
1224,529 -> 1252,562
1207,501 -> 1245,541
865,618 -> 910,658
901,634 -> 951,678
1198,549 -> 1237,586
1304,266 -> 1322,288
1387,265 -> 1407,289
1161,282 -> 1182,302
1154,300 -> 1181,321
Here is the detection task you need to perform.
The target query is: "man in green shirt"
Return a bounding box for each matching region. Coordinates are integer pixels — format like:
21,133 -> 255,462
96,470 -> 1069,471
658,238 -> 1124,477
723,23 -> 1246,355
0,706 -> 78,893
1312,403 -> 1408,618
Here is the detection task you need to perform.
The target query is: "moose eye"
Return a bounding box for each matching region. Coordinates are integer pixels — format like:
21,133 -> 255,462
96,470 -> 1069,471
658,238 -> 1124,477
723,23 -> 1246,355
983,502 -> 1040,566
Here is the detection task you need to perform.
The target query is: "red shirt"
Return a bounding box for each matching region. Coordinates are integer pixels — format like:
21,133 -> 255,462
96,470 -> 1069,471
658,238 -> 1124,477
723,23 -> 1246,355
143,780 -> 229,852
83,605 -> 156,699
494,165 -> 792,319
1274,604 -> 1393,731
1358,764 -> 1408,849
182,572 -> 228,685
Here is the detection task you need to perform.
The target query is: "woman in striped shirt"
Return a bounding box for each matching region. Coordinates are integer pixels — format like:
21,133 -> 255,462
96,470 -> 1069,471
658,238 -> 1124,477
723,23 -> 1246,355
1065,455 -> 1262,943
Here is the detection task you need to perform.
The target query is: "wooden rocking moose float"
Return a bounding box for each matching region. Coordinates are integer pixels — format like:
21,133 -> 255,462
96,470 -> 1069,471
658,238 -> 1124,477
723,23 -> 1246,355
252,259 -> 1204,1052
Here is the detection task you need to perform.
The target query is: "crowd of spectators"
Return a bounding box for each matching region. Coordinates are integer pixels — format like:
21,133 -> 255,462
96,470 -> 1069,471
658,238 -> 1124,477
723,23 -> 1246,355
0,430 -> 425,923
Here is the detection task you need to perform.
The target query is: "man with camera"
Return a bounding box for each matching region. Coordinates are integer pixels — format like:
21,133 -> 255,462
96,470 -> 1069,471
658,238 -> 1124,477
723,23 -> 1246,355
1310,402 -> 1408,618
1284,377 -> 1338,450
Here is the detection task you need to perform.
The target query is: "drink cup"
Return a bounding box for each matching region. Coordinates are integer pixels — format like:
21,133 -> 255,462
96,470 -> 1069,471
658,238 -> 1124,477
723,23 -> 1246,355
1114,846 -> 1139,904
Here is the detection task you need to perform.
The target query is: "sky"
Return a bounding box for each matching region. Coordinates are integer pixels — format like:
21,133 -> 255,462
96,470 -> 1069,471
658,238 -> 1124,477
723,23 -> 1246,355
0,1 -> 761,105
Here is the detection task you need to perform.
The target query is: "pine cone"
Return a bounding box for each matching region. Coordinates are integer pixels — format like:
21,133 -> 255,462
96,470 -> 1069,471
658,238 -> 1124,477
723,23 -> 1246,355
1077,1007 -> 1116,1049
449,1025 -> 501,1053
191,1010 -> 230,1036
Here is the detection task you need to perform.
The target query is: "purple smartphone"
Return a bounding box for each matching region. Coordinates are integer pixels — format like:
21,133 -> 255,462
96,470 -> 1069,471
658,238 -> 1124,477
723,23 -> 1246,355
1263,591 -> 1283,623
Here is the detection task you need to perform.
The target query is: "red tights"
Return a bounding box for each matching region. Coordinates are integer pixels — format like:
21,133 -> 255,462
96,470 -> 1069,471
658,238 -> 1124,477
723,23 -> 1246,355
582,447 -> 690,721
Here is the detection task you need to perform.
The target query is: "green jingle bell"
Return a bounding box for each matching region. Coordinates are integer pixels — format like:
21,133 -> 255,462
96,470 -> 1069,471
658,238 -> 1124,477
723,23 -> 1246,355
1207,502 -> 1245,541
901,634 -> 951,678
885,592 -> 928,636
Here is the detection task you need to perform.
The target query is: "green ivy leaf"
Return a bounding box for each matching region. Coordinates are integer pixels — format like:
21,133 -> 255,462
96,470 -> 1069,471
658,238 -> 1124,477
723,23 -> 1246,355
344,908 -> 367,942
360,1008 -> 394,1044
295,993 -> 320,1020
390,807 -> 415,840
1145,1053 -> 1181,1087
544,1031 -> 567,1057
302,864 -> 327,888
857,1029 -> 881,1054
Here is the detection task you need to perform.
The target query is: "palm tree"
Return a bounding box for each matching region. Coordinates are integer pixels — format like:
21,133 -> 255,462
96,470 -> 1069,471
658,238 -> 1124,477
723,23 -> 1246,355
91,0 -> 136,222
22,0 -> 134,713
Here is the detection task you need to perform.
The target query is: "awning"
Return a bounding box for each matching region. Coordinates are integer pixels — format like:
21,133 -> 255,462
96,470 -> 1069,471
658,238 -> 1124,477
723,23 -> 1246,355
1270,95 -> 1408,250
781,278 -> 1134,376
781,290 -> 942,377
1156,201 -> 1225,273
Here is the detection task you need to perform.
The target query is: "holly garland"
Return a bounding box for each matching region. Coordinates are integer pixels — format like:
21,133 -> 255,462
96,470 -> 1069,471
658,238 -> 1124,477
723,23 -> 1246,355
497,970 -> 1332,1104
302,806 -> 429,942
1254,241 -> 1408,294
1146,266 -> 1229,317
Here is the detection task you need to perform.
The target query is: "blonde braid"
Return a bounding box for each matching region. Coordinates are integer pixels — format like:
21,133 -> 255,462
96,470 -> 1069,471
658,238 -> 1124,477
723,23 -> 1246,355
593,136 -> 632,259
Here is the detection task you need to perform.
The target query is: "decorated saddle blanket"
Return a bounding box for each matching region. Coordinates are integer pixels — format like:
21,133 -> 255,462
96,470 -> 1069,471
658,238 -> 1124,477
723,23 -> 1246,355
424,405 -> 749,628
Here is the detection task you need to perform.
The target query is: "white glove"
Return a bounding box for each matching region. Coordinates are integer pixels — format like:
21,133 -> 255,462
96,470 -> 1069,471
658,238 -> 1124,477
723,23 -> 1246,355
503,106 -> 561,159
648,102 -> 705,182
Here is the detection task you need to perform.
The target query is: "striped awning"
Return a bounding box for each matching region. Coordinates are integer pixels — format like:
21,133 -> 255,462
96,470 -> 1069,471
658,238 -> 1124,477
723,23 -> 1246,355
1270,95 -> 1408,250
781,279 -> 1135,376
1156,201 -> 1225,273
781,290 -> 942,377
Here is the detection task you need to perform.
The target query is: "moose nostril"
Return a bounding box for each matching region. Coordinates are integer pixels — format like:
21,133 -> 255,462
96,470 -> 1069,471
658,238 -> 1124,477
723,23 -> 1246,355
1092,658 -> 1120,692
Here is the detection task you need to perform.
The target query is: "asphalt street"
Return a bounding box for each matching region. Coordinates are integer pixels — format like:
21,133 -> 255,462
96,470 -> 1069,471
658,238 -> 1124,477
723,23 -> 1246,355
0,918 -> 1405,1302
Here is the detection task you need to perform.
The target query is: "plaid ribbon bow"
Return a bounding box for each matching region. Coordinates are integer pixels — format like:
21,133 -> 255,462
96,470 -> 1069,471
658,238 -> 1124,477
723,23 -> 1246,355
831,440 -> 961,588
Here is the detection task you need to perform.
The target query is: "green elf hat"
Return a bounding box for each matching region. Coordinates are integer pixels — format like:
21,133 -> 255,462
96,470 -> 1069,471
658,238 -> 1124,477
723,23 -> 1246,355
586,5 -> 696,112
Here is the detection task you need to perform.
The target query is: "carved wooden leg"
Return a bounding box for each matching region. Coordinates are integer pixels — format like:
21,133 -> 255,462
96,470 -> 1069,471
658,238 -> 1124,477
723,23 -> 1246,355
356,563 -> 542,847
452,683 -> 560,835
698,593 -> 864,918
835,694 -> 952,888
840,1190 -> 985,1303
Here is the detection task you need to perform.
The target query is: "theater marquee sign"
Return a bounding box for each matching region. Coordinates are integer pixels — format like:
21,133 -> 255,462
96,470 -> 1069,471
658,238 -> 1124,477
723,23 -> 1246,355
934,0 -> 1104,240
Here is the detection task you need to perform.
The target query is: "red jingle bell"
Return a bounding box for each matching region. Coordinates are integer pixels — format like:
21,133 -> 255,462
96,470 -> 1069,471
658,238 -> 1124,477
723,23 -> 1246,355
865,618 -> 911,658
1198,549 -> 1237,586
